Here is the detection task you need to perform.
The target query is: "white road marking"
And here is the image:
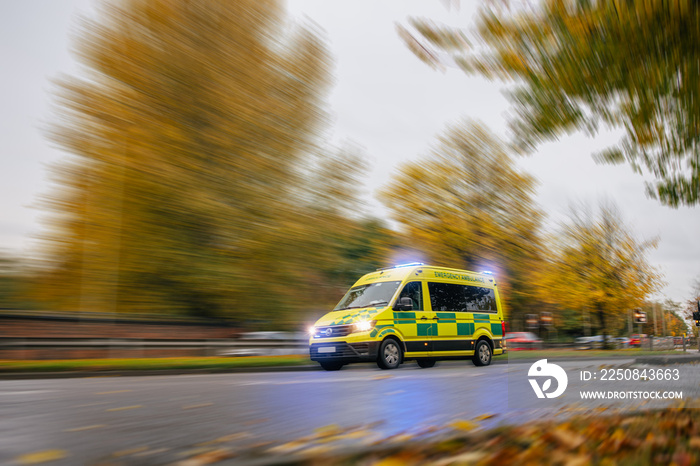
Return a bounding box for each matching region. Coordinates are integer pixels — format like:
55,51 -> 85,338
0,390 -> 56,395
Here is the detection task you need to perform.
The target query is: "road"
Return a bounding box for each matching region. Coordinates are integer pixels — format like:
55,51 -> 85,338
1,358 -> 697,465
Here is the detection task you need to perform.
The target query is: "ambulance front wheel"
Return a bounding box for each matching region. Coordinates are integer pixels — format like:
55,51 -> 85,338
472,340 -> 492,366
319,361 -> 344,371
377,338 -> 402,370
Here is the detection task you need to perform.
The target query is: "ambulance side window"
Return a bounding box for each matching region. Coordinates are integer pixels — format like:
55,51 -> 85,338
464,286 -> 498,312
428,282 -> 498,313
398,281 -> 423,311
428,282 -> 465,312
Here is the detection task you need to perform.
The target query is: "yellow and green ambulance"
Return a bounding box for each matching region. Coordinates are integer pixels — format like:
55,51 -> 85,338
309,263 -> 506,371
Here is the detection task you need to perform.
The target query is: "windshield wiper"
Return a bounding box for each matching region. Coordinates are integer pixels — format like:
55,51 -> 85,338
368,300 -> 388,306
335,302 -> 387,311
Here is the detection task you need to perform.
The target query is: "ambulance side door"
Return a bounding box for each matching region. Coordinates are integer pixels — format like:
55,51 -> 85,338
427,281 -> 473,356
391,281 -> 432,355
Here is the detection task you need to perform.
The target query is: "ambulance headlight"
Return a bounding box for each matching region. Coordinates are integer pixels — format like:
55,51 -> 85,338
308,326 -> 316,336
354,320 -> 376,332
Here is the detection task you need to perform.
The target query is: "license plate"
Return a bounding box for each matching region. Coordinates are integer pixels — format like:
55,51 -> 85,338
318,346 -> 335,353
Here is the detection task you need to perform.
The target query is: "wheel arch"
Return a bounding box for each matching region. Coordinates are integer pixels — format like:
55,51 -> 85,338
380,334 -> 405,363
475,334 -> 494,351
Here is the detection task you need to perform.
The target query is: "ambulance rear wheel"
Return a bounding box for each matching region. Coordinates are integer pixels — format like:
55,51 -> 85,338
416,359 -> 436,368
472,340 -> 492,366
320,361 -> 343,371
377,339 -> 402,370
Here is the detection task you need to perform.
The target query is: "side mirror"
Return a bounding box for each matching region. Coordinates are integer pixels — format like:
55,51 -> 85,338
394,297 -> 413,311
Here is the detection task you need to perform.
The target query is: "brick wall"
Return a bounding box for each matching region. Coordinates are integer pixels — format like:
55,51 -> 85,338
0,315 -> 237,339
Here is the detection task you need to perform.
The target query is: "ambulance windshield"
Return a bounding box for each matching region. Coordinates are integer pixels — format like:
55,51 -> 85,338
334,281 -> 401,311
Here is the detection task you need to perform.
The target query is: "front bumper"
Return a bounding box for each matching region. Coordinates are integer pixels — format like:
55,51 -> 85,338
309,341 -> 380,362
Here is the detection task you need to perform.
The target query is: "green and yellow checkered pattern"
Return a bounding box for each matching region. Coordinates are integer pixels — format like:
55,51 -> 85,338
372,311 -> 502,339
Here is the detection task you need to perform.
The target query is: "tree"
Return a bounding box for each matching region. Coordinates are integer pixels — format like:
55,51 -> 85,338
37,0 -> 333,320
538,203 -> 663,343
635,301 -> 689,337
379,119 -> 545,322
661,300 -> 689,336
0,252 -> 34,310
298,142 -> 396,314
399,1 -> 700,206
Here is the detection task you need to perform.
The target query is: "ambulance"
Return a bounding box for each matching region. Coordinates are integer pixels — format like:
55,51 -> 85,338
309,263 -> 506,371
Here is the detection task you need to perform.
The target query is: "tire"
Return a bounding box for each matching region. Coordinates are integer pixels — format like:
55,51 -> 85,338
416,359 -> 436,368
377,339 -> 402,370
319,361 -> 343,371
472,340 -> 492,367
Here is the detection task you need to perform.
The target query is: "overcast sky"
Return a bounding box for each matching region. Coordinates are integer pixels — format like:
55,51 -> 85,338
2,0 -> 698,304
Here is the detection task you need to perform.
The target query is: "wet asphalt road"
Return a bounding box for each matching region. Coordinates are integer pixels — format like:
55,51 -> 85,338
1,358 -> 697,465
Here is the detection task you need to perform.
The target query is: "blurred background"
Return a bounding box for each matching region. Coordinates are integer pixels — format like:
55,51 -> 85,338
1,0 -> 699,350
3,1 -> 700,464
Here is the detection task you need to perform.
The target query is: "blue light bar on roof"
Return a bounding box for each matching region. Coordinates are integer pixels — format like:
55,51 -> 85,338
376,262 -> 425,271
481,271 -> 494,275
395,262 -> 424,268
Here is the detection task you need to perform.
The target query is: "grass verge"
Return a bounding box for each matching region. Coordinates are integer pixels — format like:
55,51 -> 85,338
0,355 -> 310,373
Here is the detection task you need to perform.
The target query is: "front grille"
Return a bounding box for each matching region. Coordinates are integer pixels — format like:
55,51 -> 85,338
313,324 -> 353,338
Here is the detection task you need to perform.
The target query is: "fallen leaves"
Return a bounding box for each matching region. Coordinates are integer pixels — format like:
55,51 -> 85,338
105,405 -> 142,411
15,450 -> 68,465
170,405 -> 700,465
62,424 -> 105,432
182,403 -> 214,410
113,446 -> 149,457
545,425 -> 586,450
336,408 -> 700,464
449,420 -> 478,432
195,432 -> 251,447
313,424 -> 344,438
175,448 -> 235,466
